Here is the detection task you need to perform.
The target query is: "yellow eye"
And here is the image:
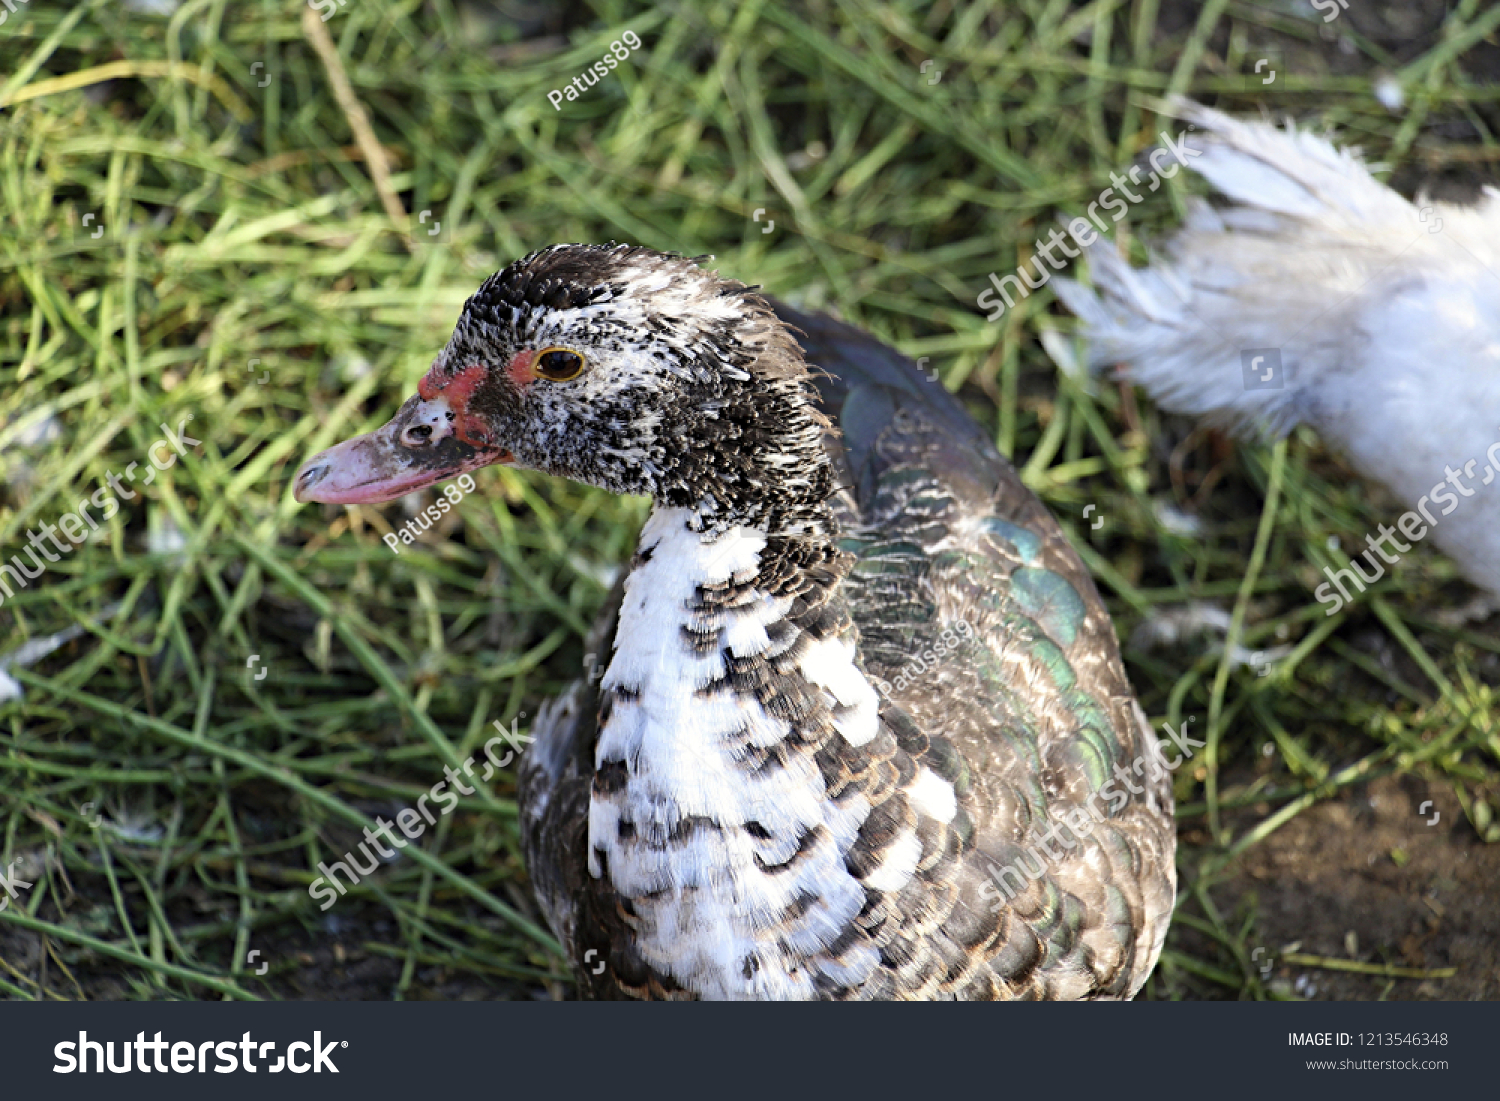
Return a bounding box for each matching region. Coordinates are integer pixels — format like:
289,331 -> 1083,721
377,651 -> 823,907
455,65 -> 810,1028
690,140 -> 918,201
532,347 -> 586,382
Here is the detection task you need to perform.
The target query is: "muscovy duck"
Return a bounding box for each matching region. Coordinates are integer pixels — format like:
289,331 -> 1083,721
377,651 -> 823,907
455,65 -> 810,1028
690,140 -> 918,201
294,244 -> 1176,1000
1055,100 -> 1500,600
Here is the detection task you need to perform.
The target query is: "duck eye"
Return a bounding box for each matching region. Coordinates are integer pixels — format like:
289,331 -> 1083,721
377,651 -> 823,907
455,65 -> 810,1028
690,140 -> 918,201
532,347 -> 586,382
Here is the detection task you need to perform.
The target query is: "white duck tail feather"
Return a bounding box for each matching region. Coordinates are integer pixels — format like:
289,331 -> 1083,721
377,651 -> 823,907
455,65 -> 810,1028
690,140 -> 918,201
1056,99 -> 1500,598
1168,98 -> 1409,226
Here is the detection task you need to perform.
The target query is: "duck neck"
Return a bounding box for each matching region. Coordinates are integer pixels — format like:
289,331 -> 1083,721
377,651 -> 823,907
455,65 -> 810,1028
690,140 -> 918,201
649,357 -> 841,544
587,504 -> 888,998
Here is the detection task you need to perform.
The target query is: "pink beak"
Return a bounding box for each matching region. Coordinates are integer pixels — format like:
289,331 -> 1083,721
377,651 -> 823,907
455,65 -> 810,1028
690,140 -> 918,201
293,393 -> 511,505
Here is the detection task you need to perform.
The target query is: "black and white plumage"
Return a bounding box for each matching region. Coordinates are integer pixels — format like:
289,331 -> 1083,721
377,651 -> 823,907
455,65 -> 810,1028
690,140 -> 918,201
295,244 -> 1176,1000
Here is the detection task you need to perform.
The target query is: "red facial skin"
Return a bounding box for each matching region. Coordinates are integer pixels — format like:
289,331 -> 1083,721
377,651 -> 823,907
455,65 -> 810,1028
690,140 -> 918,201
418,363 -> 500,448
292,356 -> 533,505
503,349 -> 537,391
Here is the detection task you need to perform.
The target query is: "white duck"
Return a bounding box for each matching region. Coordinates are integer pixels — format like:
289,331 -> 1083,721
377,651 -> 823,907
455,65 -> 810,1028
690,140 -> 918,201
1055,99 -> 1500,604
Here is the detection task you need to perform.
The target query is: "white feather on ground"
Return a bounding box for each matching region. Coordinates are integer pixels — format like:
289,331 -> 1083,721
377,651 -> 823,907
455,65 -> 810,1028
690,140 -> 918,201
1054,98 -> 1500,598
0,602 -> 125,702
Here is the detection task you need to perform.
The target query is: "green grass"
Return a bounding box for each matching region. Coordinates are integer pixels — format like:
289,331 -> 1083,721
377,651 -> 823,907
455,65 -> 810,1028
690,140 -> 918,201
1,0 -> 1497,1000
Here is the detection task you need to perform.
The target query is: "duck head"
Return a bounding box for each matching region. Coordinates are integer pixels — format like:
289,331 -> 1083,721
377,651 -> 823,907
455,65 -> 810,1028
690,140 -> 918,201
294,243 -> 833,535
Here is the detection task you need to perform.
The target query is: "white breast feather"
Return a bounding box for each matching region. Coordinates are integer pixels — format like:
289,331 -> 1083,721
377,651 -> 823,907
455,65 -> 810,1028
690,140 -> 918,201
590,507 -> 891,999
907,766 -> 958,824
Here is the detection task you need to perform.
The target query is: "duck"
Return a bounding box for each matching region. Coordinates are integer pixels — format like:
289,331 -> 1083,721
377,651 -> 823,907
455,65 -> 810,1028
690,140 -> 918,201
293,243 -> 1176,1000
1055,99 -> 1500,602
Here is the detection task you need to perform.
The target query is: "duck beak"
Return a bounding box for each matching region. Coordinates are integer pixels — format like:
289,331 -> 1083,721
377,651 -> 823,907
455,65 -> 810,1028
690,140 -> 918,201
293,394 -> 512,505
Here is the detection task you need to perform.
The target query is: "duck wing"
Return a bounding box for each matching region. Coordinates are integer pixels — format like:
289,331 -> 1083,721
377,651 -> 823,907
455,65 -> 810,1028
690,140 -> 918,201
519,579 -> 628,998
777,302 -> 1176,998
